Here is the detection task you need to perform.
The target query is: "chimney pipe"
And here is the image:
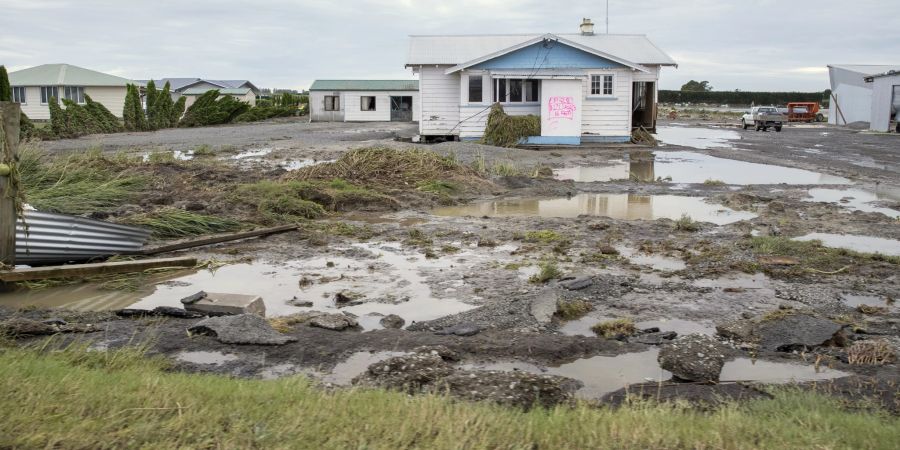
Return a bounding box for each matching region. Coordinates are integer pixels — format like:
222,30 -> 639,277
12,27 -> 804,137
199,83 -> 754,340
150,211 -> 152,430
580,18 -> 595,35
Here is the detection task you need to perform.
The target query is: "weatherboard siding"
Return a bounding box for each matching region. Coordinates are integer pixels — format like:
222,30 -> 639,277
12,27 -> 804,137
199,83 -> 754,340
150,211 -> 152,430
343,91 -> 420,122
13,85 -> 126,120
419,66 -> 460,135
309,91 -> 345,122
581,68 -> 633,136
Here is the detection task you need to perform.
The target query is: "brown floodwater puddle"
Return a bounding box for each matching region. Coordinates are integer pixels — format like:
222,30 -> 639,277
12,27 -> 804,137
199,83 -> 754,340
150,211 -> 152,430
431,194 -> 757,225
0,242 -> 485,329
175,351 -> 239,366
324,351 -> 408,385
469,349 -> 847,399
554,150 -> 851,185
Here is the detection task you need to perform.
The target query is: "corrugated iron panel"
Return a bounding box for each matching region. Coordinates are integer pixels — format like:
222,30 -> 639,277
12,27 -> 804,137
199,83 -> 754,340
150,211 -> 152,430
15,211 -> 150,265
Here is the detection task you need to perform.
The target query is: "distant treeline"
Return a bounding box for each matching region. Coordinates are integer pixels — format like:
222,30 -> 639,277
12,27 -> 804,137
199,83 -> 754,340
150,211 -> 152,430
659,90 -> 830,106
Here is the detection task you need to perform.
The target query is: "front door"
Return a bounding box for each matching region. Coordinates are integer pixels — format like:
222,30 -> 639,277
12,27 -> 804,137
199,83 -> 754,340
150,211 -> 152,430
390,96 -> 413,122
540,79 -> 582,144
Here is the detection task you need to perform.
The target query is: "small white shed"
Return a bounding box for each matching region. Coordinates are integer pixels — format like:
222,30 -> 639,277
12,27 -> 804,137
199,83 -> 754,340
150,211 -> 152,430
865,71 -> 900,132
308,80 -> 419,123
827,64 -> 900,126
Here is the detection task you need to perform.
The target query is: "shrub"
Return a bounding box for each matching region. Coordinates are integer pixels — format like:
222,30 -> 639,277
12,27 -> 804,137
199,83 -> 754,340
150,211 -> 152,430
0,65 -> 10,101
482,103 -> 540,147
83,95 -> 122,133
179,91 -> 250,127
674,214 -> 699,232
555,299 -> 594,320
529,261 -> 561,284
170,96 -> 186,124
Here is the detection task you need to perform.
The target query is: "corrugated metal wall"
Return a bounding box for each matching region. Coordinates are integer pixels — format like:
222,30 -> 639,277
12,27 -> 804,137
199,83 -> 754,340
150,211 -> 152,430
15,211 -> 150,265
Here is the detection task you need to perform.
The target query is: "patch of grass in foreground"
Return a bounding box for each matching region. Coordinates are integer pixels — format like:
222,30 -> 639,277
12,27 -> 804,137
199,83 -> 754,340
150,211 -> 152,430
126,208 -> 244,238
747,236 -> 900,273
1,345 -> 898,449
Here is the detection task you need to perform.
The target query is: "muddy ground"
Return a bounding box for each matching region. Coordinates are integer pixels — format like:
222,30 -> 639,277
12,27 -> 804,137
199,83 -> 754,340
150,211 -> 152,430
3,117 -> 899,411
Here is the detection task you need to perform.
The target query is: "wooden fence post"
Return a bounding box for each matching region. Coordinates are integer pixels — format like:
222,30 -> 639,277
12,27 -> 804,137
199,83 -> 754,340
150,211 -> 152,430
0,101 -> 21,267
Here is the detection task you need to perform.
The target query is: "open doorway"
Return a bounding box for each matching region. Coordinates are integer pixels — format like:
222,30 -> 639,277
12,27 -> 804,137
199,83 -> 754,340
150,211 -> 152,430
632,82 -> 656,132
390,96 -> 413,122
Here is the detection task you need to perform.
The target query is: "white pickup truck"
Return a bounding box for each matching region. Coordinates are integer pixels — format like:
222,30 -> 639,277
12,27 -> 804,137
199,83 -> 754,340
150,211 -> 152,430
741,106 -> 786,132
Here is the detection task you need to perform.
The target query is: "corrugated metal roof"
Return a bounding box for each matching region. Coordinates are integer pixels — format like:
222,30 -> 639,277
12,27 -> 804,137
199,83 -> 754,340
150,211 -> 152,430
309,80 -> 419,91
407,34 -> 676,66
829,65 -> 900,76
16,211 -> 151,265
181,87 -> 252,95
9,64 -> 132,86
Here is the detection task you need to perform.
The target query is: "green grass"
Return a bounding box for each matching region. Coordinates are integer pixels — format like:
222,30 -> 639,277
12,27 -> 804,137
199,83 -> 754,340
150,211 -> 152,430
529,260 -> 561,284
748,236 -> 900,274
417,180 -> 459,195
591,318 -> 638,338
1,344 -> 898,449
126,208 -> 243,238
17,145 -> 147,214
555,299 -> 594,320
703,179 -> 726,186
234,179 -> 396,223
674,214 -> 700,232
523,230 -> 566,243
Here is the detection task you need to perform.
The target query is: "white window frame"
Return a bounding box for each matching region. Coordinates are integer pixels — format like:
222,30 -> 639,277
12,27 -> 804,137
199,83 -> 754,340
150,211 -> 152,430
12,86 -> 26,104
40,86 -> 59,105
360,96 -> 376,111
64,86 -> 86,104
467,74 -> 483,103
493,78 -> 541,104
589,73 -> 615,97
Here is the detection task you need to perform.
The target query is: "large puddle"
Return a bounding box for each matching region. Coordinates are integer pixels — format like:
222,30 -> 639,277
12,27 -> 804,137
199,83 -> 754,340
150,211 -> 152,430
0,242 -> 479,329
654,126 -> 740,149
793,233 -> 900,257
554,151 -> 851,185
469,349 -> 846,399
432,194 -> 756,225
324,351 -> 408,385
805,188 -> 900,218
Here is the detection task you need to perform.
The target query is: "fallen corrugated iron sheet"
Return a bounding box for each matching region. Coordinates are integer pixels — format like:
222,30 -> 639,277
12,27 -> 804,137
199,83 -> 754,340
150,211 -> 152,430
15,211 -> 150,265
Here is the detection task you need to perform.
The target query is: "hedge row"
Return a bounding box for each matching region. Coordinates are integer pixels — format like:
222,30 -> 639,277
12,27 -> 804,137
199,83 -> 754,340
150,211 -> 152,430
659,90 -> 830,106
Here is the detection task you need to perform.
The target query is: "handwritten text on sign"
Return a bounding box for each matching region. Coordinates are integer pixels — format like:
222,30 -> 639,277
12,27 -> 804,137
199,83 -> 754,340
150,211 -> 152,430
547,96 -> 576,120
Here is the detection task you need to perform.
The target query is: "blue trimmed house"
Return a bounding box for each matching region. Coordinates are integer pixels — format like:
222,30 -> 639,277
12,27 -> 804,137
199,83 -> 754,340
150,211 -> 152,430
405,19 -> 676,144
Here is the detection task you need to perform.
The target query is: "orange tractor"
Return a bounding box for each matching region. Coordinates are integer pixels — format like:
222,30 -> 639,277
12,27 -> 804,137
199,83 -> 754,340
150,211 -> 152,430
786,102 -> 825,122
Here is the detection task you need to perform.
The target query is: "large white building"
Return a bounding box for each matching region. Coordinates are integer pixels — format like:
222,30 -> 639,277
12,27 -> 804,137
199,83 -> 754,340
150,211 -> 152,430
8,63 -> 131,120
405,19 -> 676,144
827,64 -> 900,129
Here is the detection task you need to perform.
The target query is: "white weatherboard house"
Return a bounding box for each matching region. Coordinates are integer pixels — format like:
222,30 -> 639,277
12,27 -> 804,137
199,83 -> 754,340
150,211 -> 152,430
828,64 -> 900,128
8,63 -> 132,120
309,80 -> 419,122
406,20 -> 676,144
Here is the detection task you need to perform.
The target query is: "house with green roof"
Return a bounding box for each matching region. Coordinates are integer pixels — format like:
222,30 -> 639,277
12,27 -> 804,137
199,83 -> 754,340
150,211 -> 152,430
309,79 -> 419,122
8,63 -> 132,120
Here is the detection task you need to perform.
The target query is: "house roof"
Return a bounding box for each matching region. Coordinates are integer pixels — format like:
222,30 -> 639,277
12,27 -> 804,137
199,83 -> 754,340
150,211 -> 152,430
9,63 -> 132,86
444,34 -> 649,74
181,87 -> 253,95
407,34 -> 676,67
138,78 -> 260,93
828,65 -> 900,76
309,80 -> 419,91
864,70 -> 900,81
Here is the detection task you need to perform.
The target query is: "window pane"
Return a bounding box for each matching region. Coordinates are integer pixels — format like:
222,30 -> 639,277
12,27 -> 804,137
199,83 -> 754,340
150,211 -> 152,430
590,75 -> 600,95
509,79 -> 523,102
603,75 -> 613,95
525,80 -> 539,102
361,96 -> 376,111
468,75 -> 482,103
495,79 -> 506,102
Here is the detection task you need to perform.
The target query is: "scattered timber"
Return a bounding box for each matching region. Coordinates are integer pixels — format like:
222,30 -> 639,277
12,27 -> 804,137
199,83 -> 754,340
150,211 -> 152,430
140,224 -> 300,255
0,256 -> 197,282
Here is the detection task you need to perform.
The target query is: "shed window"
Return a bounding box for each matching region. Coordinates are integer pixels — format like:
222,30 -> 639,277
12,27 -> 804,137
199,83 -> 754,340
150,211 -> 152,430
493,79 -> 540,103
360,96 -> 376,111
64,86 -> 85,104
40,86 -> 59,104
468,75 -> 482,103
324,95 -> 339,111
12,87 -> 26,104
590,75 -> 614,96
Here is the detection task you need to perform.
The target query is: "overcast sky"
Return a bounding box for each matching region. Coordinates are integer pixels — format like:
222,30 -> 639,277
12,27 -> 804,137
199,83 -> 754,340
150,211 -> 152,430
2,0 -> 898,92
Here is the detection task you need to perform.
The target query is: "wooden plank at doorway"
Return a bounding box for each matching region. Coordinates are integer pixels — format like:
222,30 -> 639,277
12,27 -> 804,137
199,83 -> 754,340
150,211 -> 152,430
0,256 -> 198,282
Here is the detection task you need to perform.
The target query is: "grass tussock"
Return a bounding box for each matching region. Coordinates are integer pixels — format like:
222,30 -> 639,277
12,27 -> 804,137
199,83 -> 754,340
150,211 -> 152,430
674,214 -> 700,232
126,208 -> 243,239
703,179 -> 726,186
847,339 -> 896,365
523,230 -> 566,243
291,147 -> 488,191
555,299 -> 594,321
234,179 -> 397,223
529,261 -> 561,284
482,103 -> 540,147
17,145 -> 147,214
591,318 -> 637,338
4,345 -> 896,449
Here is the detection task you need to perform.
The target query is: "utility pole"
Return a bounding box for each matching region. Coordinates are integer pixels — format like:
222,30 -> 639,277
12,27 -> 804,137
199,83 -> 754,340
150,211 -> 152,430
0,101 -> 20,268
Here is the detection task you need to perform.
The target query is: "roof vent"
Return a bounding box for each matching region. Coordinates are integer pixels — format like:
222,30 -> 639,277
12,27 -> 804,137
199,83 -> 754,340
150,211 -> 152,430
580,18 -> 595,36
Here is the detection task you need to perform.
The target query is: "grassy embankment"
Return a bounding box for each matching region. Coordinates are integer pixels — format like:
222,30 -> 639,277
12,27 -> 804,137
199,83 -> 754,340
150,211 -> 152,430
0,343 -> 897,449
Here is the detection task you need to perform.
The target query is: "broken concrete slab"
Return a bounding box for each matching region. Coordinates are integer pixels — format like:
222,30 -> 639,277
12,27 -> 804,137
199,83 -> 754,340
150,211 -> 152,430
529,288 -> 558,324
435,322 -> 481,337
182,292 -> 266,317
353,353 -> 454,393
756,314 -> 845,352
0,317 -> 99,336
560,276 -> 593,291
308,313 -> 359,331
436,370 -> 578,409
187,314 -> 296,345
658,334 -> 727,382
